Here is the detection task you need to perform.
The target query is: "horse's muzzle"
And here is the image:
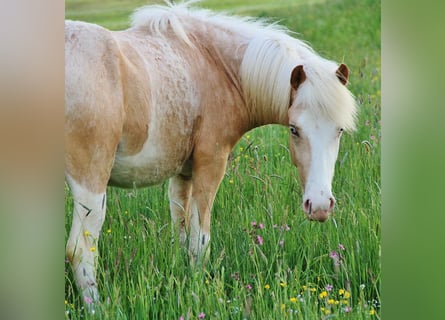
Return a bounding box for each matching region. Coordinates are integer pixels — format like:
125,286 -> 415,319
303,197 -> 335,222
307,209 -> 330,222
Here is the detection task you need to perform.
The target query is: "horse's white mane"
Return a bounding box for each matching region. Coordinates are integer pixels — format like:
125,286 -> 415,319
131,0 -> 289,43
131,0 -> 357,131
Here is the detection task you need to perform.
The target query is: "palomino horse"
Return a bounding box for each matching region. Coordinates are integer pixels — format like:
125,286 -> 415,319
65,1 -> 357,307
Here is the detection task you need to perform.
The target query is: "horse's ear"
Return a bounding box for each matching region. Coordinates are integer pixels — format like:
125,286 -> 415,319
336,63 -> 349,85
290,65 -> 306,91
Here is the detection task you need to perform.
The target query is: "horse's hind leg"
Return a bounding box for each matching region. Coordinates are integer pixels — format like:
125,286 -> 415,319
65,175 -> 107,310
65,130 -> 120,311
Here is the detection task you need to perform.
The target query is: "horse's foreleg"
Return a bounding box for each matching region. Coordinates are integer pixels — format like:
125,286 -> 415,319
66,176 -> 106,311
189,154 -> 227,264
168,174 -> 193,246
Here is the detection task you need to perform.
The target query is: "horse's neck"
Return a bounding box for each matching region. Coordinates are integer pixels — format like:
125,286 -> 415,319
191,23 -> 287,130
192,25 -> 245,91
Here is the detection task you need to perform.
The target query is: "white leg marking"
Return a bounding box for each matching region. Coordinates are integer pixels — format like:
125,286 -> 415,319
66,175 -> 106,309
188,200 -> 211,263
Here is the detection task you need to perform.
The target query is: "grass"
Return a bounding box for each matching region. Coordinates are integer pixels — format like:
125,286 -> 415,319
65,0 -> 381,318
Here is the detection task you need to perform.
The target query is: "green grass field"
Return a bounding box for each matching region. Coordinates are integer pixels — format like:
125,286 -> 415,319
65,0 -> 381,318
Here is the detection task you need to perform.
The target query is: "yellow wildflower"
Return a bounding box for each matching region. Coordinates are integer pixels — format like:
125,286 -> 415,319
344,291 -> 351,299
319,291 -> 328,298
107,229 -> 112,234
90,246 -> 96,252
264,284 -> 270,290
290,297 -> 297,303
339,289 -> 345,295
324,309 -> 331,315
84,230 -> 90,237
280,282 -> 287,287
370,309 -> 376,315
328,299 -> 335,305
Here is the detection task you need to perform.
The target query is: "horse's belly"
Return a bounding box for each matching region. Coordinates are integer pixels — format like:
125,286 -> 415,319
108,145 -> 189,188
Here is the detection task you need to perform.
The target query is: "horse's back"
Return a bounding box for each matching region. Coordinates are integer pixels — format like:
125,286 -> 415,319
65,21 -> 125,193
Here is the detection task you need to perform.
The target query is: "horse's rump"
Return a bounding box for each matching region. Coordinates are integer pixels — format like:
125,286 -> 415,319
65,21 -> 127,192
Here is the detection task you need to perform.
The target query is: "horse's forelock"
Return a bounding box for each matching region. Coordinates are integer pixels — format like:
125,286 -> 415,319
296,59 -> 358,132
241,35 -> 357,129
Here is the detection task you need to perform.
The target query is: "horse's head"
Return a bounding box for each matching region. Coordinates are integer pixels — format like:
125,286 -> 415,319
287,63 -> 355,222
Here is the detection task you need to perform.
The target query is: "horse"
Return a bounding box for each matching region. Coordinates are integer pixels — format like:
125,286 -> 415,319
65,1 -> 357,308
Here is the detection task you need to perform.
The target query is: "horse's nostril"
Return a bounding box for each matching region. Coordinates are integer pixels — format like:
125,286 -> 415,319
304,199 -> 312,214
329,197 -> 336,210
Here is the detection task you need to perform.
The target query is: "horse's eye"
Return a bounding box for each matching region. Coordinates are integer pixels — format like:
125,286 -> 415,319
289,125 -> 300,137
